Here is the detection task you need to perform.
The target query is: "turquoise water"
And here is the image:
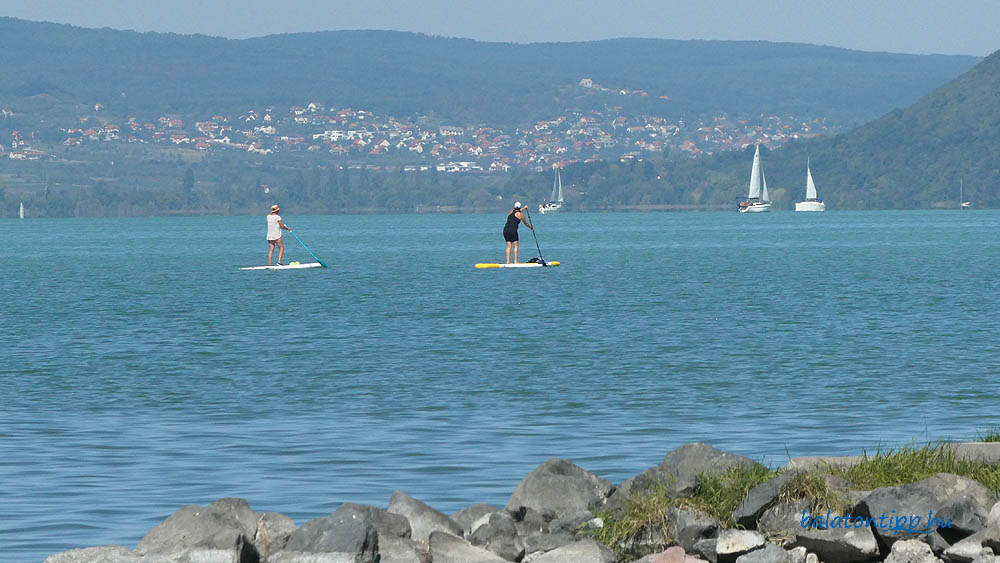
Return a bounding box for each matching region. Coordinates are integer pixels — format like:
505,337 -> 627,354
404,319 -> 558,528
3,210 -> 1000,561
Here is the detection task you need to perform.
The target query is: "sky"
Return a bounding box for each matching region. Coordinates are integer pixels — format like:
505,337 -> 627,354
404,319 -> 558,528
1,0 -> 997,57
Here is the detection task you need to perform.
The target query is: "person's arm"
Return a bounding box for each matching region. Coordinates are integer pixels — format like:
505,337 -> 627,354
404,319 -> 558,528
280,219 -> 291,231
518,212 -> 533,230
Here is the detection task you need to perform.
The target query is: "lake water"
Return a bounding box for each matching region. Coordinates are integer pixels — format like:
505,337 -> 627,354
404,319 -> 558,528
3,210 -> 1000,561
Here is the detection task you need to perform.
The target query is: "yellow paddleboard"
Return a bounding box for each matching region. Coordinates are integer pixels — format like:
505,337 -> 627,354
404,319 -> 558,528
475,261 -> 560,269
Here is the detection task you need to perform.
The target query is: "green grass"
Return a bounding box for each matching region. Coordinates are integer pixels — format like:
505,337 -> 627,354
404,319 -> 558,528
776,471 -> 850,515
593,464 -> 776,557
836,442 -> 1000,494
977,427 -> 1000,442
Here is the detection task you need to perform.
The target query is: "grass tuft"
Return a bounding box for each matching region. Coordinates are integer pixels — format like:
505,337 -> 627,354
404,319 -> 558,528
977,427 -> 1000,443
777,471 -> 850,515
686,463 -> 778,527
837,442 -> 1000,494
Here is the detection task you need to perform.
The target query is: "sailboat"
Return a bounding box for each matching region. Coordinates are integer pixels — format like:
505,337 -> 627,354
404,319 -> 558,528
539,169 -> 564,214
738,145 -> 771,213
794,158 -> 826,211
19,201 -> 25,219
960,180 -> 971,208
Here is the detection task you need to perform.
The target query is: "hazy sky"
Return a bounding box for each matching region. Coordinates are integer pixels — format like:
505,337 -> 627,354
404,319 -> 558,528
2,0 -> 997,56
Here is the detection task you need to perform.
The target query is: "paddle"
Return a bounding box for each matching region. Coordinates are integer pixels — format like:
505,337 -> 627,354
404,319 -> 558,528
522,206 -> 547,266
288,230 -> 329,268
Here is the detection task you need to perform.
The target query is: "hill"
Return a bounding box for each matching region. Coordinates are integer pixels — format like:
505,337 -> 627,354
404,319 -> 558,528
0,17 -> 979,126
716,48 -> 1000,209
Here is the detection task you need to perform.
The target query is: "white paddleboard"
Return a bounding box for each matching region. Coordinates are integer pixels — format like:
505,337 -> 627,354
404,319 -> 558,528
240,262 -> 324,270
475,261 -> 560,269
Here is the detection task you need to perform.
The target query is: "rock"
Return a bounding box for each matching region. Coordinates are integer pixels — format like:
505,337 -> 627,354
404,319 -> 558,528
787,546 -> 807,563
43,546 -> 141,563
780,456 -> 863,473
549,510 -> 594,535
452,504 -> 500,536
468,511 -> 525,561
943,530 -> 989,563
136,498 -> 259,558
387,490 -> 462,543
856,473 -> 995,544
254,511 -> 297,558
691,537 -> 718,563
947,443 -> 1000,465
757,499 -> 811,537
982,522 -> 1000,552
377,534 -> 423,563
805,554 -> 819,563
338,502 -> 412,539
428,530 -> 507,563
653,546 -> 687,563
714,530 -> 765,563
525,538 -> 616,563
971,552 -> 1000,563
521,532 -> 575,557
506,459 -> 614,521
733,472 -> 800,528
269,553 -> 359,563
884,539 -> 944,563
669,506 -> 720,552
510,505 -> 550,536
631,444 -> 762,501
789,525 -> 879,563
989,501 -> 1000,528
284,505 -> 379,562
735,543 -> 792,563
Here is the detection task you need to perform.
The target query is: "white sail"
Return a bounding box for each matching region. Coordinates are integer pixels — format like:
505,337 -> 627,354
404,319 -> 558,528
747,145 -> 762,199
761,170 -> 769,202
19,201 -> 25,219
806,162 -> 817,200
550,170 -> 563,202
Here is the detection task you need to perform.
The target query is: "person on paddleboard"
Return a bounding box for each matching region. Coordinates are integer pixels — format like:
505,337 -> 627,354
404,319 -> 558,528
266,204 -> 291,266
503,202 -> 534,264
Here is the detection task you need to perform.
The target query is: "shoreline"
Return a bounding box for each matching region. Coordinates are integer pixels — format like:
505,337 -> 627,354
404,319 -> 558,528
45,440 -> 1000,563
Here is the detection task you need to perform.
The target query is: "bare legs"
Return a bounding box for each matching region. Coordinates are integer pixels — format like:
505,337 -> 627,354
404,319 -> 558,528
505,242 -> 512,264
268,239 -> 286,265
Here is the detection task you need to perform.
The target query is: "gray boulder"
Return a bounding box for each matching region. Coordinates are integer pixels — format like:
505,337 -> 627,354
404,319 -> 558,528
549,510 -> 594,535
735,543 -> 792,563
136,498 -> 259,559
788,525 -> 879,563
525,538 -> 616,563
757,499 -> 812,536
715,530 -> 765,563
254,511 -> 298,558
269,553 -> 360,563
943,529 -> 992,563
468,511 -> 525,561
521,533 -> 576,557
510,506 -> 549,536
627,444 -> 762,501
669,506 -> 720,553
387,490 -> 462,543
377,534 -> 423,563
452,504 -> 500,536
506,459 -> 614,521
884,539 -> 944,563
338,503 -> 411,539
428,530 -> 507,563
44,546 -> 142,563
284,505 -> 379,562
856,473 -> 996,544
691,537 -> 718,563
733,472 -> 800,528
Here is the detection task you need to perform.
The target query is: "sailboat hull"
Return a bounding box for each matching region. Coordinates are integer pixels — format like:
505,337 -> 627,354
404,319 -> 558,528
795,201 -> 826,212
739,202 -> 771,213
538,203 -> 562,214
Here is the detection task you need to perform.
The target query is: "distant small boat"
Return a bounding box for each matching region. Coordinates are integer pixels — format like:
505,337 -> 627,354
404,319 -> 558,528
738,145 -> 771,213
539,169 -> 564,214
795,158 -> 826,212
960,180 -> 971,209
19,201 -> 24,219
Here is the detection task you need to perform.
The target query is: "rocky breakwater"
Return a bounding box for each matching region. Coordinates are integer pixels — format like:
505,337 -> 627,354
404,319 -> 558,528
45,441 -> 1000,563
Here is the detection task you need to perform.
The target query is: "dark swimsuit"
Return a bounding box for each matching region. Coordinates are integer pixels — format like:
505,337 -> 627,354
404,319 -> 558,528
503,211 -> 520,242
